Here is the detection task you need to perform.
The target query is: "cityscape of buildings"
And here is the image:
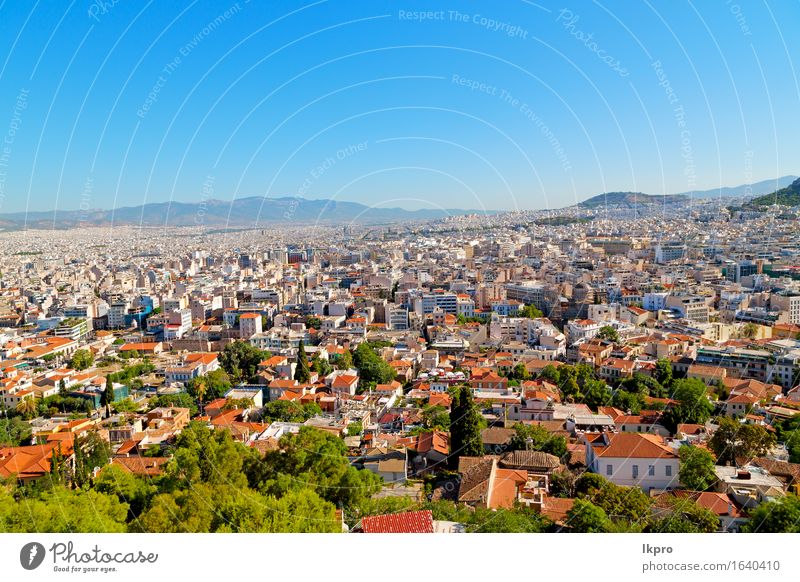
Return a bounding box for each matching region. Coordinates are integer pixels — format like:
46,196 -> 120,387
2,191 -> 800,533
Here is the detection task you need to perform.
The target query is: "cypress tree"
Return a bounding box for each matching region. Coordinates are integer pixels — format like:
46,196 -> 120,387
101,376 -> 115,418
294,340 -> 311,383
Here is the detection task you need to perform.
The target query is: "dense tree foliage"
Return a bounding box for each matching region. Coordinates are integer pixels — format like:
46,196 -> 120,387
69,349 -> 94,370
775,415 -> 800,463
678,445 -> 717,491
708,417 -> 776,466
650,497 -> 719,533
426,500 -> 551,532
186,369 -> 232,402
352,343 -> 395,391
654,358 -> 673,388
419,404 -> 451,431
106,361 -> 155,384
0,416 -> 33,446
662,378 -> 714,431
73,431 -> 112,488
245,426 -> 381,511
219,341 -> 270,383
508,423 -> 567,457
262,400 -> 322,423
0,485 -> 128,532
150,392 -> 198,415
519,304 -> 544,319
742,495 -> 800,533
565,499 -> 613,532
596,325 -> 619,343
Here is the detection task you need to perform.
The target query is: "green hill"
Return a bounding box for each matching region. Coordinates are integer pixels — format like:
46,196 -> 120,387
749,177 -> 800,207
578,191 -> 689,209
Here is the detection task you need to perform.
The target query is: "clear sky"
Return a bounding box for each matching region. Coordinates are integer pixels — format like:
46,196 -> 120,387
0,0 -> 798,214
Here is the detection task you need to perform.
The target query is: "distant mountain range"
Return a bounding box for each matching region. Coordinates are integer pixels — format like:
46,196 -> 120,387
0,197 -> 489,229
1,175 -> 797,230
577,176 -> 798,209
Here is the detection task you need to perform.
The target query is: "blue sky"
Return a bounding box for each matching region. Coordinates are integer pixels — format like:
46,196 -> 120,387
0,0 -> 798,213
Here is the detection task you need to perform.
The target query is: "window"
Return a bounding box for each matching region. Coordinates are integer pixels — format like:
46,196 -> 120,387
632,464 -> 639,478
648,465 -> 655,476
666,465 -> 673,477
606,464 -> 613,476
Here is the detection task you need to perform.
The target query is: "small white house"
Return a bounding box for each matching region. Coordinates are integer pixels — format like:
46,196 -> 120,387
583,432 -> 679,491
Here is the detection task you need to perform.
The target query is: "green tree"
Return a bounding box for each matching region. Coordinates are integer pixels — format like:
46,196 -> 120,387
0,416 -> 32,446
596,325 -> 620,343
186,369 -> 231,402
95,464 -> 157,521
741,322 -> 759,339
69,349 -> 94,371
448,386 -> 483,466
650,496 -> 719,533
352,343 -> 395,391
708,416 -> 776,466
582,379 -> 612,410
15,398 -> 37,419
566,499 -> 612,532
246,426 -> 381,511
219,341 -> 269,383
150,392 -> 198,415
560,376 -> 582,403
508,423 -> 567,457
138,485 -> 340,533
471,507 -> 551,532
662,378 -> 713,432
311,354 -> 332,377
584,480 -> 652,524
294,340 -> 311,383
654,358 -> 673,388
100,376 -> 115,418
262,400 -> 322,423
612,388 -> 646,415
775,415 -> 800,463
420,404 -> 451,431
678,445 -> 717,491
0,486 -> 128,533
538,364 -> 561,384
742,495 -> 800,532
73,431 -> 112,488
337,349 -> 353,370
346,421 -> 363,436
520,304 -> 544,319
164,422 -> 256,490
112,398 -> 140,413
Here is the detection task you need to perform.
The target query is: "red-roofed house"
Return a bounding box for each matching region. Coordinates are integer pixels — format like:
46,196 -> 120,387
359,510 -> 434,533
